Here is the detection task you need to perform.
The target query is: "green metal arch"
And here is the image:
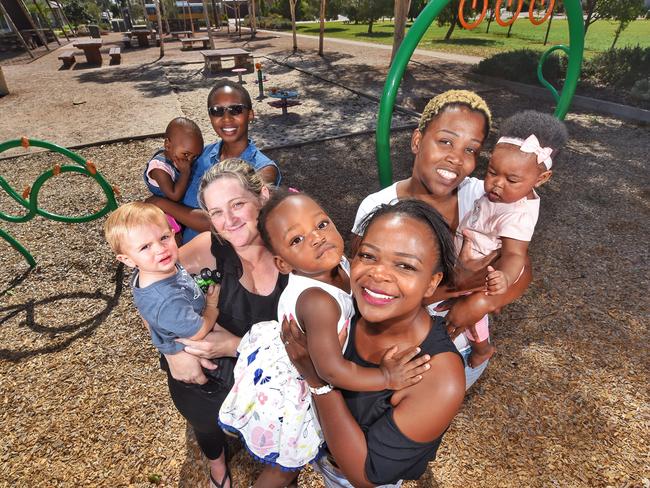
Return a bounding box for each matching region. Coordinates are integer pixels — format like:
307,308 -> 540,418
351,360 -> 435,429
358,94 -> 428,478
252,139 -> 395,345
1,138 -> 118,267
375,0 -> 585,188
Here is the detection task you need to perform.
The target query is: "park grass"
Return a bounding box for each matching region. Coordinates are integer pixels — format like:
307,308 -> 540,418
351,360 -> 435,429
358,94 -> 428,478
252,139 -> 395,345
289,19 -> 650,58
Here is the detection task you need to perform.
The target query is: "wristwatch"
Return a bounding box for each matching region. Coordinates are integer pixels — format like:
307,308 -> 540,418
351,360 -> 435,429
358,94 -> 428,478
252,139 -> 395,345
309,383 -> 334,396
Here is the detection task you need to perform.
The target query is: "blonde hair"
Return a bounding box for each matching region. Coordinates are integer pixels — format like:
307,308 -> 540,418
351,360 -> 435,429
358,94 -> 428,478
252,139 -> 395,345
418,90 -> 492,138
197,158 -> 268,212
104,202 -> 169,254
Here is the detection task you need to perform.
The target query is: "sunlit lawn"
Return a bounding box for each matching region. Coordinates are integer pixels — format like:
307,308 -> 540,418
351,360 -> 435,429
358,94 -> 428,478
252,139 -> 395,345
287,19 -> 650,58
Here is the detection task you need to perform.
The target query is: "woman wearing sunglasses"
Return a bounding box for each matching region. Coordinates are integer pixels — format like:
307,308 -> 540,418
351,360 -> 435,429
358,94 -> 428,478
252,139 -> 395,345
148,80 -> 280,244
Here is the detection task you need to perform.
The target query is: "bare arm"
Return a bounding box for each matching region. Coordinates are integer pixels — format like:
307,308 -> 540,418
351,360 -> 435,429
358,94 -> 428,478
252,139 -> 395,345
282,319 -> 465,487
485,237 -> 528,295
442,256 -> 533,337
187,284 -> 220,340
298,289 -> 428,391
146,195 -> 211,233
149,167 -> 192,202
178,231 -> 214,275
258,165 -> 279,186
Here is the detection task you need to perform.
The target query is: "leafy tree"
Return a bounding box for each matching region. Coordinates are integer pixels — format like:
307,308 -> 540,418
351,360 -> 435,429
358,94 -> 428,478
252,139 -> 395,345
583,0 -> 646,38
62,0 -> 93,26
408,0 -> 426,21
437,0 -> 461,40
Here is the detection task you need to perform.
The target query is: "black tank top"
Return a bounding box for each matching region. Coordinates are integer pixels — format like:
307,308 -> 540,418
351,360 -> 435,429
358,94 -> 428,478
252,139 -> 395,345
340,315 -> 462,484
210,234 -> 288,337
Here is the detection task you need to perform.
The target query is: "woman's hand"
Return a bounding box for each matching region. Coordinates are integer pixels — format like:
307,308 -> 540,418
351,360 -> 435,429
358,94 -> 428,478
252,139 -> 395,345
164,350 -> 217,385
176,323 -> 241,359
281,315 -> 324,387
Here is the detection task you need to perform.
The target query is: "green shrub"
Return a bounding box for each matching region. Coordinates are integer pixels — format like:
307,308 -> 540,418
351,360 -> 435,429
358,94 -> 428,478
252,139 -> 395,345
251,14 -> 293,30
473,49 -> 564,86
581,46 -> 650,89
630,78 -> 650,101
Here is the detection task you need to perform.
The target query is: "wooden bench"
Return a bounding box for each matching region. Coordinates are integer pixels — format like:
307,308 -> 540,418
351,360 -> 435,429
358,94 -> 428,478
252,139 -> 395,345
181,37 -> 210,50
109,47 -> 121,64
58,50 -> 75,68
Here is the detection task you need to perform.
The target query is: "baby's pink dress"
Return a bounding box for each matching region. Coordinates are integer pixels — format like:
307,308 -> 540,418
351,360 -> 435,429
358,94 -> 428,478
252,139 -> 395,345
457,191 -> 540,342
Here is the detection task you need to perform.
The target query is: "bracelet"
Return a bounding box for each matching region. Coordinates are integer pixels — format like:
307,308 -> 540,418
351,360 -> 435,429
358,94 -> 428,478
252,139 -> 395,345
309,383 -> 334,396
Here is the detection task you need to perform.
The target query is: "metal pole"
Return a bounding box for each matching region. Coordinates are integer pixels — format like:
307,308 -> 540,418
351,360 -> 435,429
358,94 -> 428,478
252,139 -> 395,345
0,0 -> 35,58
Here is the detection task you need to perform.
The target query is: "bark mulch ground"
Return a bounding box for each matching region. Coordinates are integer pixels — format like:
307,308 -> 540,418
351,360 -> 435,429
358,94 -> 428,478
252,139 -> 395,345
1,101 -> 648,487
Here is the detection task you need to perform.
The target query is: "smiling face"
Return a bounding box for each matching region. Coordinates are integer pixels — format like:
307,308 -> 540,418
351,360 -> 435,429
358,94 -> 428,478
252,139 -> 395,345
484,144 -> 551,203
264,195 -> 344,278
208,86 -> 254,145
164,130 -> 203,169
411,106 -> 487,197
116,222 -> 178,278
203,176 -> 265,248
351,213 -> 443,325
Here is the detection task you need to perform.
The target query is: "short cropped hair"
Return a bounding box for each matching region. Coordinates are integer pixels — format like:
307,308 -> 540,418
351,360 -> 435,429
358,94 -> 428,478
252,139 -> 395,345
165,117 -> 204,146
207,80 -> 253,109
104,202 -> 169,254
418,89 -> 492,140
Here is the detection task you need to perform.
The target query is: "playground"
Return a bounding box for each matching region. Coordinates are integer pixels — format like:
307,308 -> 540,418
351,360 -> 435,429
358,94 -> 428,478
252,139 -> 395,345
1,2 -> 649,487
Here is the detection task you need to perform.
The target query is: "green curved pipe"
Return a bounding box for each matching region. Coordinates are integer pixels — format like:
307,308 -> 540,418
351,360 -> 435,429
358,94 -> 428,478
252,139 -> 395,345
376,0 -> 584,188
1,138 -> 118,267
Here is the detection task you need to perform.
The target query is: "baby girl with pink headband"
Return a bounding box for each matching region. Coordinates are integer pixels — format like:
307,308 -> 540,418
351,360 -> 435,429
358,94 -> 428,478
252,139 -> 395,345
458,110 -> 568,367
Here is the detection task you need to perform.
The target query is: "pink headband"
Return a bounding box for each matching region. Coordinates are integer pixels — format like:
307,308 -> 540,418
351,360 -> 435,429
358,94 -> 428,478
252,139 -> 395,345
497,135 -> 553,170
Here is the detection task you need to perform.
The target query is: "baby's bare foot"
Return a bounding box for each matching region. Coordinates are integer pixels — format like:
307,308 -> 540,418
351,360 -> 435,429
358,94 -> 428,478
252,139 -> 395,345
469,344 -> 496,368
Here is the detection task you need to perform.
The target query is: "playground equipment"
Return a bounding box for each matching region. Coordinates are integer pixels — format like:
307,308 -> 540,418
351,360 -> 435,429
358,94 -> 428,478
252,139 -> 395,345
256,62 -> 267,99
0,138 -> 118,267
375,0 -> 584,187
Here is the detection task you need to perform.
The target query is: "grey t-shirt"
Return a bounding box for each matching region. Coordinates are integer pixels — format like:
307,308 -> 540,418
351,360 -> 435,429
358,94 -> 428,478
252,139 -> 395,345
132,264 -> 205,354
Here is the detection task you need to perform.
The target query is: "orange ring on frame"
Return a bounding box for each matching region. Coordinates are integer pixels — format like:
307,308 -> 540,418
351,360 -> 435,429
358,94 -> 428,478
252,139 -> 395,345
458,0 -> 489,30
529,0 -> 555,25
495,0 -> 523,27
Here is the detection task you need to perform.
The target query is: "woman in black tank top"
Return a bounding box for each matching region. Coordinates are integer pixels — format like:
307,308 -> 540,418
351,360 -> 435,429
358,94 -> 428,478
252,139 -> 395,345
282,200 -> 466,487
160,160 -> 287,488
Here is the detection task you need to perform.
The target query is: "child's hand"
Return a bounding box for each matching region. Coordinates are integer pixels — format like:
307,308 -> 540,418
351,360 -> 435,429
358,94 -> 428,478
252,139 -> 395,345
205,283 -> 221,309
379,346 -> 431,390
485,266 -> 508,295
173,157 -> 193,174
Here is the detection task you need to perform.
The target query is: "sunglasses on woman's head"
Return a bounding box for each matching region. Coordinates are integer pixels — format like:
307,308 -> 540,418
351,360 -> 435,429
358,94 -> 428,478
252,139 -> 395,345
208,104 -> 247,117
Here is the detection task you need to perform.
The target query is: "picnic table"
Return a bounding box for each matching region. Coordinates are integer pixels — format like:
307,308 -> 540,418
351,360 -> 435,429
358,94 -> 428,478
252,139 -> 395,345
73,39 -> 103,65
199,48 -> 253,73
268,89 -> 300,116
181,37 -> 210,50
170,30 -> 193,39
129,30 -> 154,47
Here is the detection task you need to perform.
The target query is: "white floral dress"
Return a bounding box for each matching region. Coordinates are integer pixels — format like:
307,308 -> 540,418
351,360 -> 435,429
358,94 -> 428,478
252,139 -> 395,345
218,258 -> 353,470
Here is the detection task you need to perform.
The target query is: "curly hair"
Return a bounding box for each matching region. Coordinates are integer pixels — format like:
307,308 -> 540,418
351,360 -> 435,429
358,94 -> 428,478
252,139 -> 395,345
356,199 -> 457,287
499,110 -> 569,158
418,89 -> 492,140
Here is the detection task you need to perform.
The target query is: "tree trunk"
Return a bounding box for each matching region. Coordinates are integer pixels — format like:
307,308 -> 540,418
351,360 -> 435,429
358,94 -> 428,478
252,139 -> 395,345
289,0 -> 297,51
485,8 -> 494,33
611,23 -> 622,49
368,17 -> 373,34
507,19 -> 513,37
155,0 -> 165,56
390,0 -> 411,65
249,0 -> 257,38
543,6 -> 554,45
444,13 -> 458,40
583,0 -> 595,36
318,0 -> 326,56
202,0 -> 214,48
